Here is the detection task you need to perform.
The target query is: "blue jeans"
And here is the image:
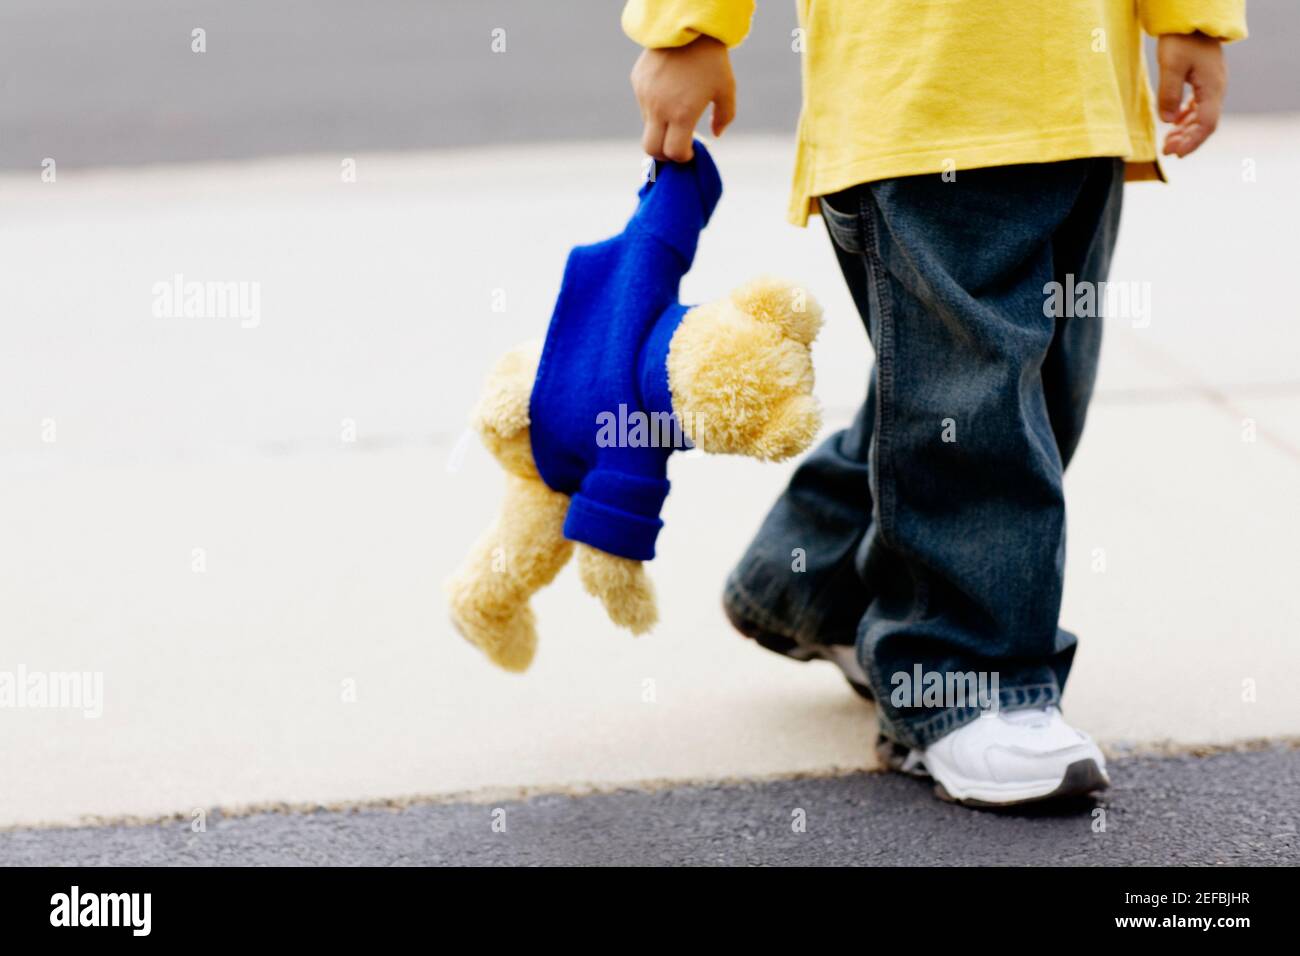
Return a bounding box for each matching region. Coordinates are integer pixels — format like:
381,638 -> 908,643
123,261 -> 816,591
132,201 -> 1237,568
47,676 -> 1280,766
724,159 -> 1124,749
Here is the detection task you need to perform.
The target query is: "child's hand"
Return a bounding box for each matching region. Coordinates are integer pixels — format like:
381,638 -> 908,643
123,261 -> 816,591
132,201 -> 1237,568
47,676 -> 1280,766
630,35 -> 735,163
1156,33 -> 1227,158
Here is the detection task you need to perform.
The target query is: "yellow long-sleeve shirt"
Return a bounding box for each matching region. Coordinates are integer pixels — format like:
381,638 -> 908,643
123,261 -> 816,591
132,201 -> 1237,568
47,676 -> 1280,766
622,1 -> 1248,225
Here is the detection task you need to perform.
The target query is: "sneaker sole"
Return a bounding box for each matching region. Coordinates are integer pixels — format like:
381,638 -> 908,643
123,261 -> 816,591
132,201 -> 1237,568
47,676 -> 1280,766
933,758 -> 1110,808
724,599 -> 874,701
877,735 -> 1110,806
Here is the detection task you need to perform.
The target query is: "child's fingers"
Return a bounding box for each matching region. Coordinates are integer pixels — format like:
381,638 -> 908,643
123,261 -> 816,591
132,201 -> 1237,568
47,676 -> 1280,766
1157,72 -> 1187,123
1156,52 -> 1189,122
661,121 -> 696,163
1163,89 -> 1222,157
641,119 -> 668,161
1189,68 -> 1224,140
711,88 -> 736,136
1163,116 -> 1205,158
1162,104 -> 1195,157
1167,56 -> 1226,157
1172,121 -> 1209,157
1155,33 -> 1227,157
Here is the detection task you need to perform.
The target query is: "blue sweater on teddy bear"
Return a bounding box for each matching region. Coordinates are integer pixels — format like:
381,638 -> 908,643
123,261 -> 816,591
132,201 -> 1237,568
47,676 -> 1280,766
528,141 -> 722,562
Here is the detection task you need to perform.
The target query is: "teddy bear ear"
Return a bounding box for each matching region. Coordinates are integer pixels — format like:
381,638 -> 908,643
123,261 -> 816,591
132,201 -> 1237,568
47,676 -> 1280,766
729,276 -> 824,347
472,341 -> 540,440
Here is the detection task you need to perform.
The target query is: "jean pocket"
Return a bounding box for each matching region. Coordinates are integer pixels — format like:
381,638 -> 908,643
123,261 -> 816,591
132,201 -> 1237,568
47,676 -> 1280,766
818,188 -> 864,254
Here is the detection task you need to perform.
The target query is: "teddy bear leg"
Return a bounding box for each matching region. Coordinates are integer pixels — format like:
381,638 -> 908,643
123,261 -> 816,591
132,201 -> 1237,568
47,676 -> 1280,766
575,544 -> 658,635
445,473 -> 574,671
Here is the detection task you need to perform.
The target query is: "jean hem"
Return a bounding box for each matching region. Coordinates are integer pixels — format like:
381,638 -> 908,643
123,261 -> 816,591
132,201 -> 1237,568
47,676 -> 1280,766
876,681 -> 1063,750
722,573 -> 802,643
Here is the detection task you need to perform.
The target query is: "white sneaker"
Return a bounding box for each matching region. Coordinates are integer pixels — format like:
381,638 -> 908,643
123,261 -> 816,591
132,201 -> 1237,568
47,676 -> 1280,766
883,705 -> 1109,806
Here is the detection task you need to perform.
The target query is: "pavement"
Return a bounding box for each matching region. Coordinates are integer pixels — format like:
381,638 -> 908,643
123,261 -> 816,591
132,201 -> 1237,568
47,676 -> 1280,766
2,746 -> 1295,866
1,119 -> 1298,858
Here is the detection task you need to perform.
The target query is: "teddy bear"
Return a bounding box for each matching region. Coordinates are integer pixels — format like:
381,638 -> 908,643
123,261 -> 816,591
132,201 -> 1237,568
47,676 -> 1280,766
445,142 -> 823,672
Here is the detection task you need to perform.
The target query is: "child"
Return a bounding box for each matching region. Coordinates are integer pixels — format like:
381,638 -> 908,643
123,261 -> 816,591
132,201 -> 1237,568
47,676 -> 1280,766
623,0 -> 1247,806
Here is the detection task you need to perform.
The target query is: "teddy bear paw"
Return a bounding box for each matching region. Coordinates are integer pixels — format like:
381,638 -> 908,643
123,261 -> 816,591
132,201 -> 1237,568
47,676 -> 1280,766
447,582 -> 539,672
576,544 -> 658,634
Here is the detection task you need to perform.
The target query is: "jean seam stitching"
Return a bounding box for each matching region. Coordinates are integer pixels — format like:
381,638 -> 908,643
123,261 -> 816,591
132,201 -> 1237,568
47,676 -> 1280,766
860,190 -> 896,547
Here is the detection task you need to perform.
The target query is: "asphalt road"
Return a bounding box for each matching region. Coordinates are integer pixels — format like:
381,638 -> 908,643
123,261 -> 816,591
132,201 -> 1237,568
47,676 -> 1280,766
3,746 -> 1295,866
0,0 -> 1293,171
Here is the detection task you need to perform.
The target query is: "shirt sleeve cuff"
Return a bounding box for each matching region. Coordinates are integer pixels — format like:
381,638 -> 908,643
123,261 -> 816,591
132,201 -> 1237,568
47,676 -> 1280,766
564,494 -> 665,562
563,470 -> 671,562
622,0 -> 756,49
1139,0 -> 1248,41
